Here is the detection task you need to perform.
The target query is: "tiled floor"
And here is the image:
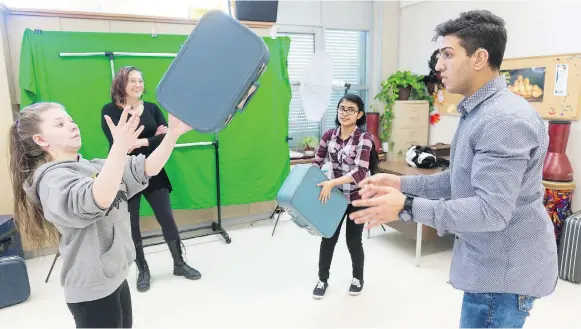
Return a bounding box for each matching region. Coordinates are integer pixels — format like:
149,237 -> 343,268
1,215 -> 579,328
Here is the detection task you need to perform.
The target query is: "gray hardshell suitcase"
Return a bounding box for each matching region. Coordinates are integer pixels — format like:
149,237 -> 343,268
557,211 -> 581,283
156,10 -> 270,133
0,256 -> 31,309
276,164 -> 348,238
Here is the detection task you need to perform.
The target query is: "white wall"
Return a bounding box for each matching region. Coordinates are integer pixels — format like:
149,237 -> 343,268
276,0 -> 372,30
4,1 -> 378,105
399,1 -> 581,211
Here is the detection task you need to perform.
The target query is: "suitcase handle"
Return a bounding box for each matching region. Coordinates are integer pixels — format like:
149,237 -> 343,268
284,208 -> 308,229
290,217 -> 307,229
0,236 -> 13,253
236,82 -> 260,111
290,218 -> 317,236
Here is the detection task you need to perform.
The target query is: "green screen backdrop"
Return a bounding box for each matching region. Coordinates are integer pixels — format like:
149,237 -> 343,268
19,28 -> 291,216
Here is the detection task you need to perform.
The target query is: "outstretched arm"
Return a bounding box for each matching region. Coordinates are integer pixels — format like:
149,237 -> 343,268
350,114 -> 543,234
94,110 -> 143,209
144,114 -> 191,176
411,114 -> 540,235
400,169 -> 451,200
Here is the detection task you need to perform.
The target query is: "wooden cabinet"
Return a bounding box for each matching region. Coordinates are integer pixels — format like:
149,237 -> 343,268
389,100 -> 430,156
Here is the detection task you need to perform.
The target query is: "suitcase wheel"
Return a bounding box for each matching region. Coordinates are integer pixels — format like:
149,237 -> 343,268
236,82 -> 260,111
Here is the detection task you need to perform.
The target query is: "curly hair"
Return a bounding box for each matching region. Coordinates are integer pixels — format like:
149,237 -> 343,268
110,66 -> 145,105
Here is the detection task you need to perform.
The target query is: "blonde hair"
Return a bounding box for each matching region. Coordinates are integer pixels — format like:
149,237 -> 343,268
8,102 -> 63,252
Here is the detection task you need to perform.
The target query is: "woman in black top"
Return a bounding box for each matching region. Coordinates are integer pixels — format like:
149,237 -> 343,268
101,66 -> 201,293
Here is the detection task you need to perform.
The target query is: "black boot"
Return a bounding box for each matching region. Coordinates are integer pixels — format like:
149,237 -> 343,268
135,243 -> 150,292
167,240 -> 201,280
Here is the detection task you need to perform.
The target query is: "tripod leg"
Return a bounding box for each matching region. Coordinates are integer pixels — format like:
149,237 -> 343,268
45,252 -> 60,283
269,205 -> 280,220
271,209 -> 283,237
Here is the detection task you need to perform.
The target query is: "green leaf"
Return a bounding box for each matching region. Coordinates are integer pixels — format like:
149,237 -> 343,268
374,70 -> 434,142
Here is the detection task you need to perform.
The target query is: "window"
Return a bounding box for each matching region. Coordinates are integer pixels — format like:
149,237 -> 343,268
278,31 -> 319,146
322,29 -> 369,133
279,29 -> 369,147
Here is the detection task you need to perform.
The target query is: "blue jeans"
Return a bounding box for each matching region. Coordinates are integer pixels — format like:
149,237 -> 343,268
460,292 -> 536,328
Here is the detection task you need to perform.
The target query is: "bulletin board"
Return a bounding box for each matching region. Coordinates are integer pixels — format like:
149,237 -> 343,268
436,53 -> 581,120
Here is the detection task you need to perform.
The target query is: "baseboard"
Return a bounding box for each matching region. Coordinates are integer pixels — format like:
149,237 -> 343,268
22,208 -> 277,260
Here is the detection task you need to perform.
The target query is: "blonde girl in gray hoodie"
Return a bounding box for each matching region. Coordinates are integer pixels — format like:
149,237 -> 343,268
9,102 -> 191,328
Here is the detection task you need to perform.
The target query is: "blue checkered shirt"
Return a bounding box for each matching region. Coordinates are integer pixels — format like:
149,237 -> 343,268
401,75 -> 558,297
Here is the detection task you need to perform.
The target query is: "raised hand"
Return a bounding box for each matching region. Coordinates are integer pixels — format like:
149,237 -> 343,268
358,173 -> 402,191
104,108 -> 144,153
168,114 -> 192,139
350,186 -> 405,229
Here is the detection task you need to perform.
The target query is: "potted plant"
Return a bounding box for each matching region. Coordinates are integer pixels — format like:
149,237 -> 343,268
300,136 -> 318,156
375,70 -> 434,152
381,70 -> 426,101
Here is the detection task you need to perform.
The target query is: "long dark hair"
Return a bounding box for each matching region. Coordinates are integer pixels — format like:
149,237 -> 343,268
333,93 -> 380,174
9,102 -> 61,252
334,93 -> 366,127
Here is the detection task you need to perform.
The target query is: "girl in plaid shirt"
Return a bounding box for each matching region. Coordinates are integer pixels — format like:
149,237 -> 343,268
311,93 -> 374,299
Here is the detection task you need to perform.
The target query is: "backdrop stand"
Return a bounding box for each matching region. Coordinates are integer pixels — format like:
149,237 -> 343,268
142,140 -> 231,247
59,51 -> 177,79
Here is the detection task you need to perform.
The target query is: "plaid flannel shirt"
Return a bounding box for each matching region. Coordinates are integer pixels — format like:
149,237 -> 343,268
312,127 -> 373,203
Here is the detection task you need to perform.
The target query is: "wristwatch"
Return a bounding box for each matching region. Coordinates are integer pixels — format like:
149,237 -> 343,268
398,195 -> 414,224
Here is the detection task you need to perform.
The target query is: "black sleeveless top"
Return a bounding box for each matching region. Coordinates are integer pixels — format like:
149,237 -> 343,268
101,101 -> 172,193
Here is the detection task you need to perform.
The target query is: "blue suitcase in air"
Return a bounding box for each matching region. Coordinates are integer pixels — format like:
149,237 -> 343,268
276,164 -> 348,238
156,9 -> 270,133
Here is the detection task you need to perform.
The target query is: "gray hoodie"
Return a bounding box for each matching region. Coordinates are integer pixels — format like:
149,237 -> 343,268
24,154 -> 150,303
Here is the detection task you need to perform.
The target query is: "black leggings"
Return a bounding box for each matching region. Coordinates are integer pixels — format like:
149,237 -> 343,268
67,280 -> 132,328
318,204 -> 365,281
128,187 -> 180,245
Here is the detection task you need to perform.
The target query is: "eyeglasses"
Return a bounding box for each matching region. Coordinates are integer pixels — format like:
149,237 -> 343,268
338,108 -> 358,115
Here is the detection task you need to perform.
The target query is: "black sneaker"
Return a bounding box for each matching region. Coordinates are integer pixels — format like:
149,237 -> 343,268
349,278 -> 363,295
312,280 -> 328,299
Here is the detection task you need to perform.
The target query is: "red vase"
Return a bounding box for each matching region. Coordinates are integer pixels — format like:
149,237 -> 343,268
543,121 -> 573,182
366,112 -> 382,153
